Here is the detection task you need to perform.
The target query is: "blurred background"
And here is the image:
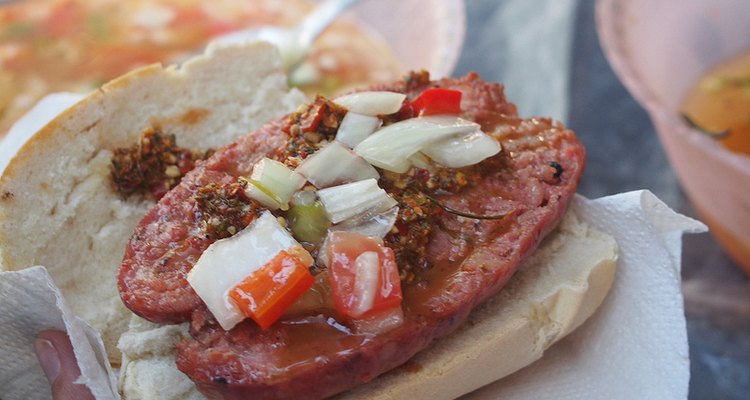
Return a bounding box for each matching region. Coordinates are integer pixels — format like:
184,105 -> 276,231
1,0 -> 748,398
476,0 -> 750,400
536,2 -> 748,399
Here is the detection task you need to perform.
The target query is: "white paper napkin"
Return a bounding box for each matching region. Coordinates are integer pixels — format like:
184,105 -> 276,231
465,190 -> 705,399
0,267 -> 118,400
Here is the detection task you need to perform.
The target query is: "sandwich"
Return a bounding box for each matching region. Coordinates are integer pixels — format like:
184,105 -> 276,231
0,42 -> 617,399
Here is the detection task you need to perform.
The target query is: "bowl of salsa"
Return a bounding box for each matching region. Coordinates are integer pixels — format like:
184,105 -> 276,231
597,0 -> 750,272
0,0 -> 465,137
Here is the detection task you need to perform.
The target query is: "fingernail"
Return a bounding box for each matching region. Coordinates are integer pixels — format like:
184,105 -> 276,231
34,338 -> 61,384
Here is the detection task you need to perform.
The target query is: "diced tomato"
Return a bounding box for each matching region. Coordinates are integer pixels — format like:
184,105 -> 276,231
207,20 -> 242,36
42,1 -> 80,38
171,6 -> 208,27
326,231 -> 402,319
229,249 -> 315,329
408,88 -> 462,116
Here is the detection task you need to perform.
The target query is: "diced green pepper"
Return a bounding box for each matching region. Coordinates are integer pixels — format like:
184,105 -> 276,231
286,201 -> 331,245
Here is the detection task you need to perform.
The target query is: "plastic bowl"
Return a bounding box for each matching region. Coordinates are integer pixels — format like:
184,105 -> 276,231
349,0 -> 465,79
597,0 -> 750,272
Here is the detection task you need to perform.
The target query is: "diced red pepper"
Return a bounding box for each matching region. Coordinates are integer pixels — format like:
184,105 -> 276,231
408,88 -> 463,116
326,231 -> 402,318
229,249 -> 315,329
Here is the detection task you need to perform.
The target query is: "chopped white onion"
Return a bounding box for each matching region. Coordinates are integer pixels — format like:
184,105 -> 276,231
332,206 -> 398,239
295,141 -> 379,189
407,152 -> 436,172
187,211 -> 304,330
333,91 -> 406,116
336,112 -> 382,148
245,158 -> 306,210
354,116 -> 481,173
290,189 -> 317,206
422,130 -> 501,168
316,178 -> 398,224
351,251 -> 380,317
245,183 -> 282,210
317,233 -> 331,269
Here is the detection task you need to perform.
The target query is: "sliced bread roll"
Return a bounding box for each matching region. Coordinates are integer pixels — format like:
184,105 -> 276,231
117,208 -> 617,399
0,42 -> 307,362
